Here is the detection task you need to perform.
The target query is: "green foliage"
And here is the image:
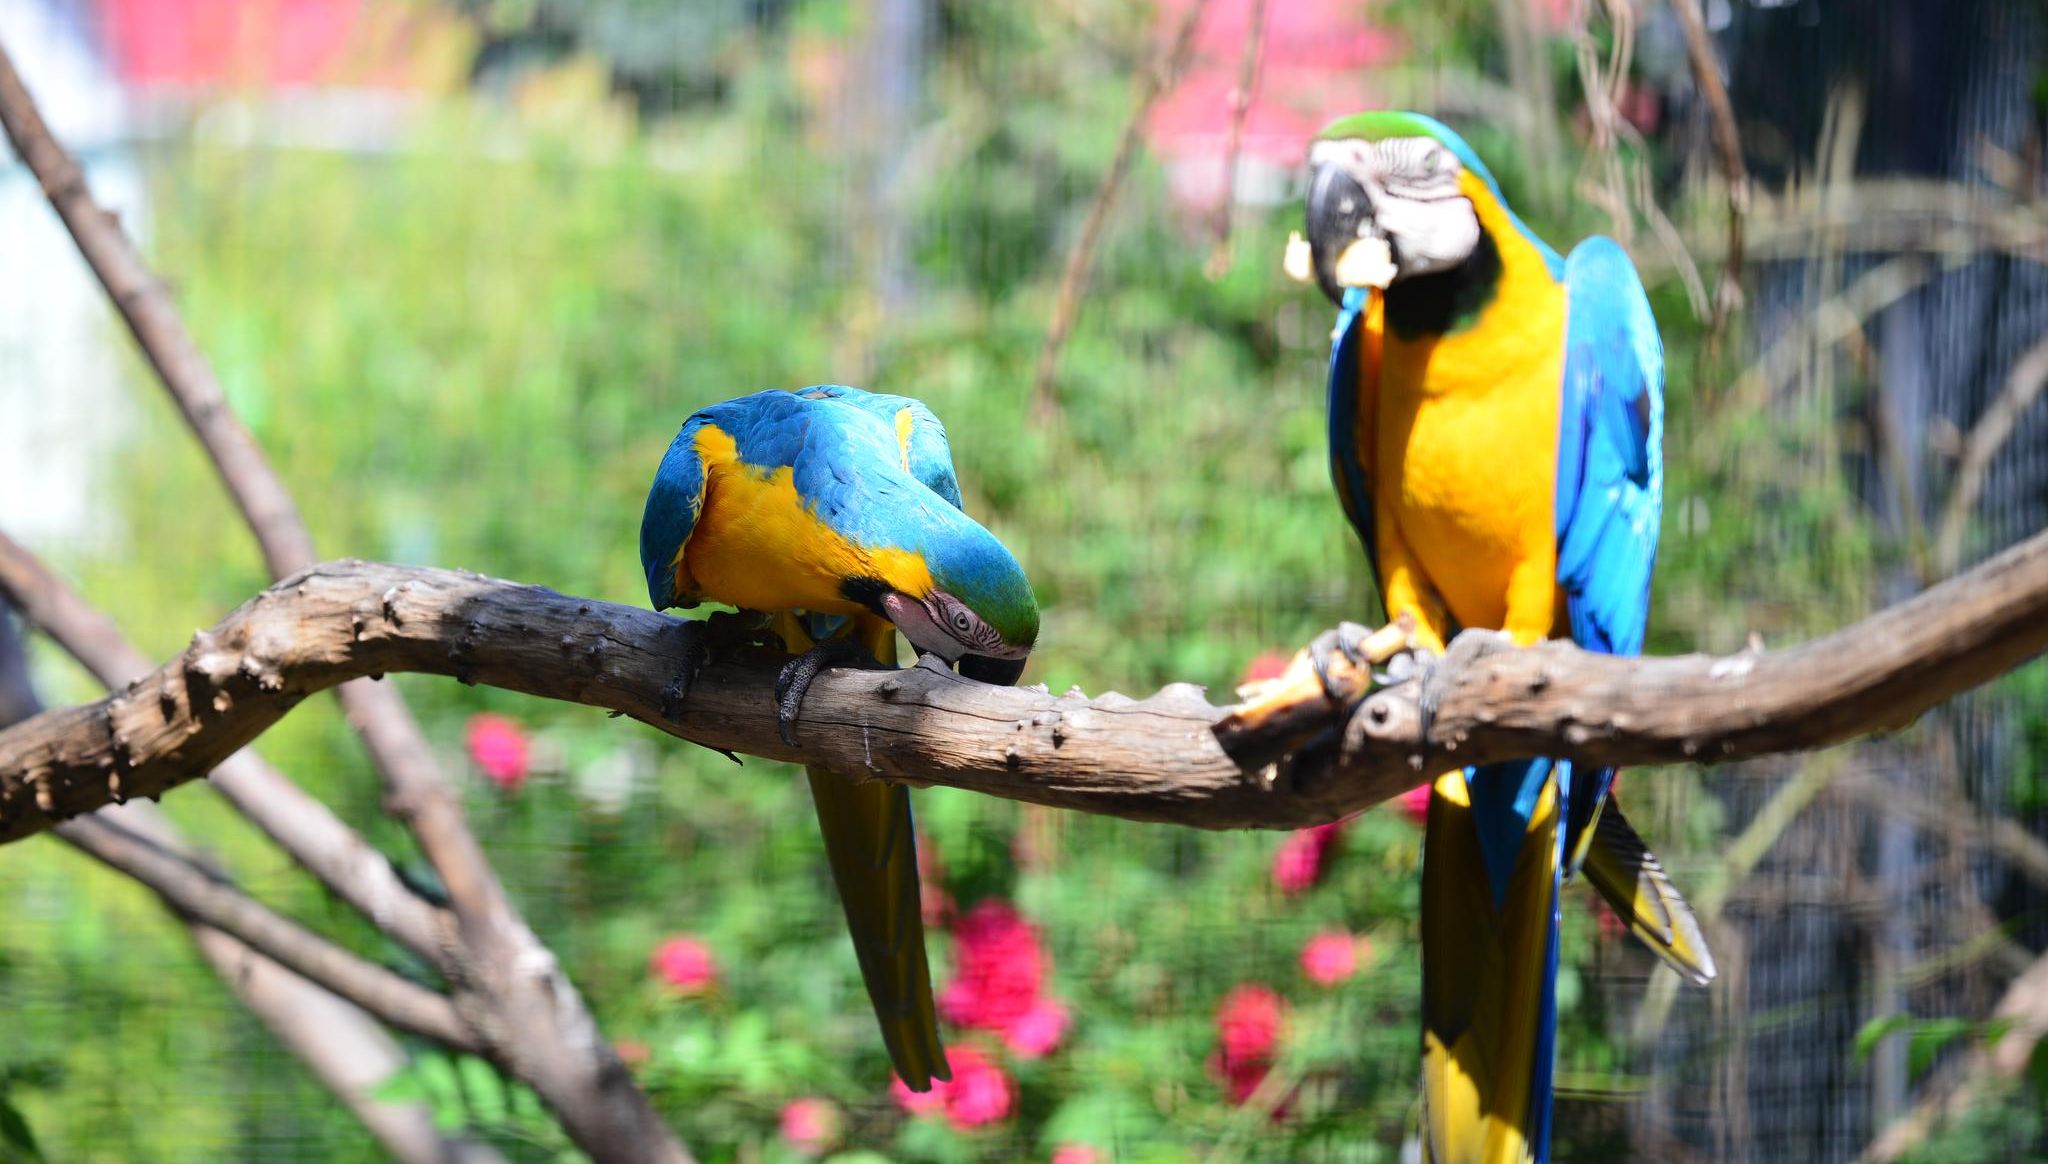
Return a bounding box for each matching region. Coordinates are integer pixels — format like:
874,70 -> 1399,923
0,3 -> 1945,1160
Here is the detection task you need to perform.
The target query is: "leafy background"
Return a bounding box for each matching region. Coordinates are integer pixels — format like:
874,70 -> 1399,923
2,0 -> 2045,1160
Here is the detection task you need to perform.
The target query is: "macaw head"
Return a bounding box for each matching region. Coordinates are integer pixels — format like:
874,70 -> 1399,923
852,510 -> 1039,687
1295,111 -> 1499,305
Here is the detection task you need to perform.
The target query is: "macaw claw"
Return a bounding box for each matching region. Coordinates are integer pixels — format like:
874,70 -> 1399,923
663,610 -> 775,720
1393,629 -> 1512,746
1308,618 -> 1413,704
774,637 -> 883,747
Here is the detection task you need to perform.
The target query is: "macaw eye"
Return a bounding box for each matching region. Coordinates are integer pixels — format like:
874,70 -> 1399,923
952,610 -> 973,633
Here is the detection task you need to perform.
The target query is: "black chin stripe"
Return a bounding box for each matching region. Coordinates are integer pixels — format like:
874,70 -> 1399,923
1382,225 -> 1502,340
839,575 -> 891,618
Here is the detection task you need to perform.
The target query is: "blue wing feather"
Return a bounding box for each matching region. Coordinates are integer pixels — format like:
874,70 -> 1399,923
640,413 -> 715,609
797,384 -> 965,510
1554,236 -> 1665,868
1327,288 -> 1378,580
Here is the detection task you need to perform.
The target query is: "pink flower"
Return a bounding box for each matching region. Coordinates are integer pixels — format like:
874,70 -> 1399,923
649,935 -> 718,994
1598,903 -> 1628,944
1272,821 -> 1346,894
1208,1049 -> 1272,1104
1301,930 -> 1364,985
1396,783 -> 1431,826
940,900 -> 1049,1034
891,1073 -> 947,1117
1051,1146 -> 1105,1164
891,1044 -> 1014,1129
1216,984 -> 1285,1062
1238,649 -> 1292,686
778,1097 -> 841,1156
1002,998 -> 1070,1059
465,713 -> 530,790
612,1039 -> 650,1067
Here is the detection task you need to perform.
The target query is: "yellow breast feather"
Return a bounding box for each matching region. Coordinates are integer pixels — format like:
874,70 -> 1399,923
674,425 -> 936,616
1373,173 -> 1568,644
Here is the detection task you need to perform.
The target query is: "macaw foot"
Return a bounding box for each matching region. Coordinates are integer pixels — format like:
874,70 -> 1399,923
773,637 -> 883,747
661,610 -> 774,721
1307,619 -> 1412,703
1392,629 -> 1513,745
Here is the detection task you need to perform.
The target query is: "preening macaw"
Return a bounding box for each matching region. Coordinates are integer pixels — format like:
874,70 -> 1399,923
1291,112 -> 1714,1162
639,386 -> 1039,1090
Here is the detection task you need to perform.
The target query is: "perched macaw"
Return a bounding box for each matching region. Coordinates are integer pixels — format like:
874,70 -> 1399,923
639,386 -> 1039,1090
1291,112 -> 1714,1162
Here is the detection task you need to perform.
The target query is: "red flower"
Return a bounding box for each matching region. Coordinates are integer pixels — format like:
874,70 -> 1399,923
1272,821 -> 1346,894
1301,930 -> 1366,985
940,900 -> 1048,1035
465,713 -> 530,791
778,1097 -> 841,1156
1216,984 -> 1285,1062
1395,783 -> 1430,826
1002,998 -> 1070,1060
1209,1049 -> 1273,1104
649,935 -> 718,994
1051,1146 -> 1105,1164
612,1039 -> 650,1067
891,1044 -> 1014,1128
1238,649 -> 1292,687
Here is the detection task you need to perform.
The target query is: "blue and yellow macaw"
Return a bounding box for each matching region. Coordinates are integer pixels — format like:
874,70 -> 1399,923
638,385 -> 1038,1090
1291,112 -> 1714,1161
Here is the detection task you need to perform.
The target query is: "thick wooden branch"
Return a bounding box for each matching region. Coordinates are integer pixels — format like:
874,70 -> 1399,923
1,533 -> 2043,844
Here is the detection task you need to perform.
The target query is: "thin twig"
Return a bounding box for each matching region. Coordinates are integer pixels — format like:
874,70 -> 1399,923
1725,254 -> 1934,412
1931,332 -> 2048,576
1030,0 -> 1211,422
1204,0 -> 1267,279
1670,0 -> 1750,330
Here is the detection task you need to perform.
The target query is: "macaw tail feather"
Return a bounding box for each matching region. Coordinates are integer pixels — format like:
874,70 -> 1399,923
1579,803 -> 1716,986
1421,764 -> 1561,1164
804,766 -> 950,1089
771,611 -> 948,1090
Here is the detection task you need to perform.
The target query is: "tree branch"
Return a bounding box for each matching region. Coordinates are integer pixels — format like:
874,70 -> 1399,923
1671,0 -> 1749,325
1932,331 -> 2048,576
0,37 -> 690,1162
0,532 -> 2043,843
0,604 -> 502,1164
0,531 -> 456,965
54,813 -> 477,1050
1029,0 -> 1209,422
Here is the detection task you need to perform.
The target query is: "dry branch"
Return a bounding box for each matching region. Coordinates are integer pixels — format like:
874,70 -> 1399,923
1030,0 -> 1209,421
0,38 -> 688,1163
1933,332 -> 2048,575
0,531 -> 455,963
1671,0 -> 1750,324
55,813 -> 476,1049
0,605 -> 500,1164
1,532 -> 2045,844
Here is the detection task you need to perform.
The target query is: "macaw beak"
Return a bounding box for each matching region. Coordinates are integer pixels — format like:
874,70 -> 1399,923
957,653 -> 1028,687
1302,158 -> 1394,304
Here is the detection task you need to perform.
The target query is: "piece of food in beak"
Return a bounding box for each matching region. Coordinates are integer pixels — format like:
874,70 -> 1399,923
1334,235 -> 1397,290
1283,230 -> 1316,283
